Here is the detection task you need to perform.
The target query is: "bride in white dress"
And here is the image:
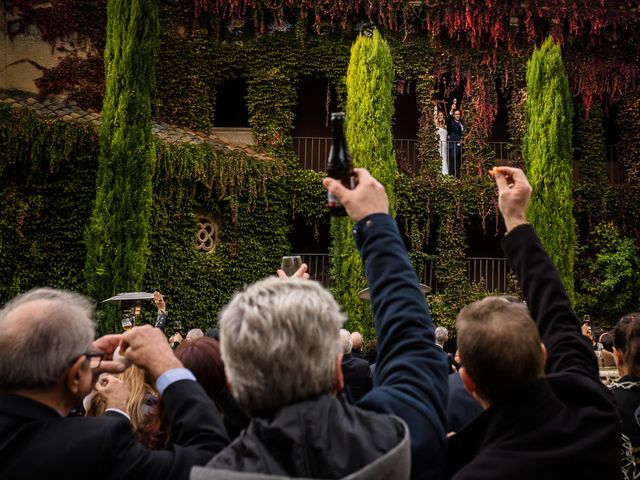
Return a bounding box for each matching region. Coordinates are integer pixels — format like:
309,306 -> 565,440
434,106 -> 448,175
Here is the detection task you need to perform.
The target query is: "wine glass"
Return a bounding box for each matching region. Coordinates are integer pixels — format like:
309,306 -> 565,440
281,256 -> 302,277
121,315 -> 133,331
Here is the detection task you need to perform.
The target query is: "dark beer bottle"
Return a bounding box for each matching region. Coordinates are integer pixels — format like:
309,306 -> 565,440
327,112 -> 355,217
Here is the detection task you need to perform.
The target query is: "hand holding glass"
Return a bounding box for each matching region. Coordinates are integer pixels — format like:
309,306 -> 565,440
281,256 -> 302,277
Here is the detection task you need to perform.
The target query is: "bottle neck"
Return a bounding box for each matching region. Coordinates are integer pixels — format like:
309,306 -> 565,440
332,119 -> 345,145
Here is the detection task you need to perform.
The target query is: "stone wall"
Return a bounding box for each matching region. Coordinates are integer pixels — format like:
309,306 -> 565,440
0,2 -> 89,95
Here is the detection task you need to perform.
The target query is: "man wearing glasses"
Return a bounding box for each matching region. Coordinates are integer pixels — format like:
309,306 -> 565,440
0,288 -> 229,480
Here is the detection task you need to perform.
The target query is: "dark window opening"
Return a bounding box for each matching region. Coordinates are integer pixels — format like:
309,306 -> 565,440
393,81 -> 420,139
489,87 -> 509,143
293,76 -> 339,138
464,214 -> 505,258
289,219 -> 330,254
214,77 -> 250,127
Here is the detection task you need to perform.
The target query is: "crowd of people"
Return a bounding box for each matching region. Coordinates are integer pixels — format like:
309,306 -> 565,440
0,165 -> 637,479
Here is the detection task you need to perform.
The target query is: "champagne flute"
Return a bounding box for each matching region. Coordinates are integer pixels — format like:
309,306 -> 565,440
281,256 -> 303,277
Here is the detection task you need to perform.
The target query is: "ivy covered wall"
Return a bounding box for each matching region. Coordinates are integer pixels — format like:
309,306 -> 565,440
0,104 -> 292,334
3,0 -> 640,330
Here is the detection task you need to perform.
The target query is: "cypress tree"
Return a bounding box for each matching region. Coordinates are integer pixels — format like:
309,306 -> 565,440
523,37 -> 576,301
330,30 -> 397,337
85,0 -> 159,332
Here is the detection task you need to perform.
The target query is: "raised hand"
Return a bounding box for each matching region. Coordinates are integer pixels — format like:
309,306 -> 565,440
322,168 -> 389,223
490,166 -> 532,233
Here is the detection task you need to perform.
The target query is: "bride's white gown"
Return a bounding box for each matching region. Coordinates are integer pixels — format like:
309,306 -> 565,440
437,127 -> 448,175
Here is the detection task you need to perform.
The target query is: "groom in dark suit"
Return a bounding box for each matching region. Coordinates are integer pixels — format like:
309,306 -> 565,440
0,288 -> 229,480
447,99 -> 464,177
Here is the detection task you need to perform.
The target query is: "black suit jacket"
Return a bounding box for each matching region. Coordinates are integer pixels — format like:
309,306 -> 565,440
0,379 -> 229,480
446,225 -> 621,479
446,114 -> 464,142
342,353 -> 373,402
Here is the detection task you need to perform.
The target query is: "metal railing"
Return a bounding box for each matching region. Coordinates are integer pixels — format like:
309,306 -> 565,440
606,144 -> 625,184
293,136 -> 624,183
292,137 -> 331,172
297,253 -> 510,293
467,257 -> 510,292
293,137 -> 421,172
296,253 -> 331,287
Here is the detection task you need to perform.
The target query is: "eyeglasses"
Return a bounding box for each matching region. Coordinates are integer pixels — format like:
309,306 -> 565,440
84,352 -> 105,369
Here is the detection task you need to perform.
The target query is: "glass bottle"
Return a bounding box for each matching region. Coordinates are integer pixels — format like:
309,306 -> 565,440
327,112 -> 355,217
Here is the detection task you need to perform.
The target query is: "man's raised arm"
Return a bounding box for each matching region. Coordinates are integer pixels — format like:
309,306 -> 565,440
492,167 -> 598,379
323,169 -> 448,480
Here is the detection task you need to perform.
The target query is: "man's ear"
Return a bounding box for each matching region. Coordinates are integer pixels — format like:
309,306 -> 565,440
332,353 -> 344,394
540,342 -> 548,365
460,367 -> 490,410
66,356 -> 87,394
459,367 -> 476,396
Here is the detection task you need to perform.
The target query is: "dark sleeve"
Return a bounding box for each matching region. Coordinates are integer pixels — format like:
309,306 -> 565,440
104,380 -> 229,480
501,224 -> 599,380
355,214 -> 449,480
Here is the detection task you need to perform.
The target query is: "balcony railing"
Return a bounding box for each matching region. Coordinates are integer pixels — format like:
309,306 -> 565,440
295,253 -> 510,293
293,136 -> 623,183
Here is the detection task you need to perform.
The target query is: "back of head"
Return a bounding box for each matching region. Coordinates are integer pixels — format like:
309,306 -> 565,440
220,277 -> 344,416
120,365 -> 157,428
599,332 -> 614,353
0,288 -> 95,391
205,328 -> 220,341
614,313 -> 640,377
175,337 -> 226,409
456,296 -> 544,404
351,331 -> 363,350
186,328 -> 204,341
435,326 -> 448,345
364,339 -> 377,357
341,329 -> 353,355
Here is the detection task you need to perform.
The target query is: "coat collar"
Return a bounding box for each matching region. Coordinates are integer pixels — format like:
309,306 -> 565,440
0,392 -> 63,419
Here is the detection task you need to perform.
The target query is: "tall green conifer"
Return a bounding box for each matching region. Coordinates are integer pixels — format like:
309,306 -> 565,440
330,30 -> 397,337
523,37 -> 576,301
85,0 -> 159,332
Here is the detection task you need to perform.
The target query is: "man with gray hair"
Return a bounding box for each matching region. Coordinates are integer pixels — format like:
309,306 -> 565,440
193,168 -> 448,480
435,326 -> 449,347
435,326 -> 455,374
0,288 -> 229,480
340,329 -> 373,402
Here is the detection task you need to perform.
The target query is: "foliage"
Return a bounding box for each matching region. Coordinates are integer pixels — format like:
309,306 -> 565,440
0,104 -> 291,335
6,1 -> 640,334
575,222 -> 640,326
143,142 -> 290,336
573,100 -> 609,226
618,88 -> 640,186
0,105 -> 99,299
331,30 -> 397,337
84,0 -> 160,332
523,37 -> 576,302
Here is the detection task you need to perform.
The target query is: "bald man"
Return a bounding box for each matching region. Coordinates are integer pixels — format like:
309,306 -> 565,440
351,331 -> 367,361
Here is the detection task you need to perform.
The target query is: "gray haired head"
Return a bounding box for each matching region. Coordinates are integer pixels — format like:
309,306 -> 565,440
340,329 -> 353,355
219,277 -> 345,416
435,326 -> 449,345
0,288 -> 96,391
